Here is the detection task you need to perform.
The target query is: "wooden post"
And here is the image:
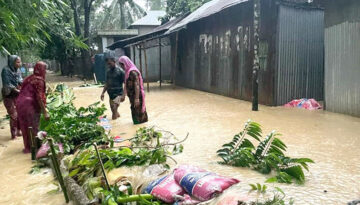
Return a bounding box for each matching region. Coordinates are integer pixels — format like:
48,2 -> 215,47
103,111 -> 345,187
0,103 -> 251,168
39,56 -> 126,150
49,138 -> 69,203
172,32 -> 179,87
159,38 -> 162,89
143,42 -> 150,92
28,127 -> 36,160
92,143 -> 110,190
133,45 -> 136,64
139,44 -> 143,74
252,0 -> 260,111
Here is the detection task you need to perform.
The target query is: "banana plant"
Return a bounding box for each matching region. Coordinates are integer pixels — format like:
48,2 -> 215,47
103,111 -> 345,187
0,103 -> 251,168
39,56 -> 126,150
217,120 -> 314,184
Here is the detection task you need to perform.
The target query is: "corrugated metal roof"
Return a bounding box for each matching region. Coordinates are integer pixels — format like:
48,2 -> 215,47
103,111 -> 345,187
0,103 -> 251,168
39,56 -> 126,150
131,10 -> 166,26
108,15 -> 187,49
166,0 -> 249,34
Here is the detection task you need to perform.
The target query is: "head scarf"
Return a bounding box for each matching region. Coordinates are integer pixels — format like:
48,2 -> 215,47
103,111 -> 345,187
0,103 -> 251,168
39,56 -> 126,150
1,55 -> 22,97
33,61 -> 47,79
22,61 -> 47,105
8,55 -> 20,71
118,56 -> 146,113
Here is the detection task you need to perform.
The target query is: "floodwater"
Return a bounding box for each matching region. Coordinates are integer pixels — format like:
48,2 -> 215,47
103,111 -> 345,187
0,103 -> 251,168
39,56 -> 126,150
0,74 -> 359,204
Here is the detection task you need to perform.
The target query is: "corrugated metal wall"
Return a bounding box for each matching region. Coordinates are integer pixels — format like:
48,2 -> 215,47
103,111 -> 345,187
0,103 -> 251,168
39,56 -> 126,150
275,4 -> 324,105
131,37 -> 172,82
324,21 -> 360,117
322,0 -> 360,117
174,1 -> 254,101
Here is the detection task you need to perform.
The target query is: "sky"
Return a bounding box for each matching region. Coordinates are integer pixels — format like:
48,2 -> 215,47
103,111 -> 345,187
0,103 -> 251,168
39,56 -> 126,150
103,0 -> 148,10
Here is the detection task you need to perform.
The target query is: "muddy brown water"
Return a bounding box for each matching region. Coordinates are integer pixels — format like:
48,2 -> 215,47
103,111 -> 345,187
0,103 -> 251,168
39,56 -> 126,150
0,74 -> 359,204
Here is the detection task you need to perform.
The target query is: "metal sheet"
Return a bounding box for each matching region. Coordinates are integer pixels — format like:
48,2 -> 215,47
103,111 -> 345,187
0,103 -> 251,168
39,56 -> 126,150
174,2 -> 254,101
166,0 -> 250,34
276,4 -> 324,105
133,38 -> 172,82
324,21 -> 360,117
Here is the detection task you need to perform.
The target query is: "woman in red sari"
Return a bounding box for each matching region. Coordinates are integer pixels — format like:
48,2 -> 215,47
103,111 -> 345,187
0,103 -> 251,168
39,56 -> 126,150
16,61 -> 49,153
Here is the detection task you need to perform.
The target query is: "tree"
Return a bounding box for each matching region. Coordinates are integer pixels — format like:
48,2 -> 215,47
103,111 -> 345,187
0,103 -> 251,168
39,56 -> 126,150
68,0 -> 105,77
0,0 -> 77,55
146,0 -> 165,10
95,0 -> 145,31
38,0 -> 88,75
161,0 -> 210,23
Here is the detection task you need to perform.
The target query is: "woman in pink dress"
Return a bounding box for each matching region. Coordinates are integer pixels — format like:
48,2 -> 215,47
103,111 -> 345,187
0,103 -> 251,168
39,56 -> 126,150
16,61 -> 49,153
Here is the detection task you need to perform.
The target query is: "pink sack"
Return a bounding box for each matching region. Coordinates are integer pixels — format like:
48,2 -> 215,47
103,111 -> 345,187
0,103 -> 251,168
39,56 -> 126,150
36,142 -> 64,159
174,165 -> 240,201
144,174 -> 185,203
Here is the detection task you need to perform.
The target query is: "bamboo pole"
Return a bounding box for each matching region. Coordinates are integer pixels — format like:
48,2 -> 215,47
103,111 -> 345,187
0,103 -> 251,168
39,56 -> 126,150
28,127 -> 36,160
143,42 -> 150,92
49,138 -> 69,203
92,143 -> 110,190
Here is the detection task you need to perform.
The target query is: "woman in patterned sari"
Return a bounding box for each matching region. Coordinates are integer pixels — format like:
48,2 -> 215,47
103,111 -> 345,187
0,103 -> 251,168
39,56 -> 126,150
118,56 -> 148,124
16,61 -> 49,153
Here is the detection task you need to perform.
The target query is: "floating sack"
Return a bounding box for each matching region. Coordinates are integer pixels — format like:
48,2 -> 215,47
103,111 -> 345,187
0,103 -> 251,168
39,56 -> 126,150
174,165 -> 240,201
144,173 -> 185,203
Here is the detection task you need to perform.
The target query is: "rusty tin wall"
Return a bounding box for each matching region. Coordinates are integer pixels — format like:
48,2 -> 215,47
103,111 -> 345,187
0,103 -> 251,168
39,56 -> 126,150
275,4 -> 324,105
172,0 -> 324,106
173,1 -> 256,101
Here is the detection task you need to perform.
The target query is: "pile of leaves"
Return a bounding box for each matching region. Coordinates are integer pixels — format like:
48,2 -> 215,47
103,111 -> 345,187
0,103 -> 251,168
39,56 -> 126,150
66,127 -> 186,204
217,120 -> 314,184
40,84 -> 108,154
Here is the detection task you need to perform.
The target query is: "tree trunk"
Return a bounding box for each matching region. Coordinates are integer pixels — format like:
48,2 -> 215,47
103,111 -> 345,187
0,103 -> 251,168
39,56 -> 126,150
81,0 -> 94,78
83,0 -> 92,47
70,0 -> 82,36
119,0 -> 126,29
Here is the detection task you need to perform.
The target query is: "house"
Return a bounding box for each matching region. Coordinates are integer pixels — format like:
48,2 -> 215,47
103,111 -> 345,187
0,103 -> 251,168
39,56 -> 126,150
108,15 -> 186,83
97,29 -> 138,53
313,0 -> 360,117
129,10 -> 166,35
167,0 -> 324,105
108,0 -> 325,106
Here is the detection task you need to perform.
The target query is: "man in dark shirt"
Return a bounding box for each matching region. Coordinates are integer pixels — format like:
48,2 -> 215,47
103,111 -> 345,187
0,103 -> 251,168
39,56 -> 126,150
100,57 -> 125,120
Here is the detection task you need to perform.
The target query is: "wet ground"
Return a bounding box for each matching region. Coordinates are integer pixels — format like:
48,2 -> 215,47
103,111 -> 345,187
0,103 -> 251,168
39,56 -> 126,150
0,73 -> 359,204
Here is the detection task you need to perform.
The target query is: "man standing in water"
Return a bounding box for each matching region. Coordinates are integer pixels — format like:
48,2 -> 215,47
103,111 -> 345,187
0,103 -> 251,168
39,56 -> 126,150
100,56 -> 125,120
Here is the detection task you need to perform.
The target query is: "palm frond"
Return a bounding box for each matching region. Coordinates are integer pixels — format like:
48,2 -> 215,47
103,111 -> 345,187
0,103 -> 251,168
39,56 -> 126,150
255,131 -> 286,158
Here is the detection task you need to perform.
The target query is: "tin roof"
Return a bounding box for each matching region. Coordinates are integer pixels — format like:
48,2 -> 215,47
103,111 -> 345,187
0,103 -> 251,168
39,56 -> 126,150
166,0 -> 250,34
108,15 -> 187,49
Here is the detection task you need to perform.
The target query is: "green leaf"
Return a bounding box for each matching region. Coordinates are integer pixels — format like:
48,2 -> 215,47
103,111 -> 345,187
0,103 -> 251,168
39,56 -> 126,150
249,184 -> 257,190
265,177 -> 278,183
69,168 -> 80,177
274,187 -> 285,196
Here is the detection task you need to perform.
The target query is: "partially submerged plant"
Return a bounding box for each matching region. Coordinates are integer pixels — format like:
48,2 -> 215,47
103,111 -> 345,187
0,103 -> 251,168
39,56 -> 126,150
245,184 -> 294,205
40,84 -> 108,154
217,120 -> 314,184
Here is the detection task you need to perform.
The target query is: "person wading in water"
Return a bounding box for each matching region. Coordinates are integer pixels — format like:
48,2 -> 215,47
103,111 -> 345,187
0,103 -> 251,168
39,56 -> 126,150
100,56 -> 125,120
118,56 -> 148,125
